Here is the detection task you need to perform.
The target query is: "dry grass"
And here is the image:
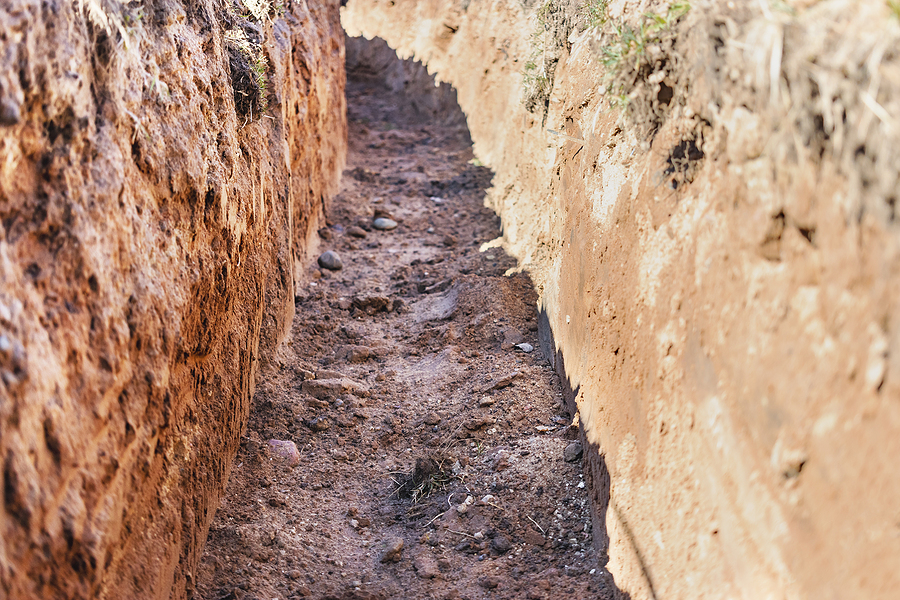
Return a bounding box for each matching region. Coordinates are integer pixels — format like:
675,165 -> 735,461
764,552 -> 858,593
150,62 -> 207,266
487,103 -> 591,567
710,0 -> 900,220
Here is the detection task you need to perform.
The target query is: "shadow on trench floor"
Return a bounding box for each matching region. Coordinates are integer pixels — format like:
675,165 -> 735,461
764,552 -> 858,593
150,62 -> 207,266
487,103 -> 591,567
196,36 -> 627,600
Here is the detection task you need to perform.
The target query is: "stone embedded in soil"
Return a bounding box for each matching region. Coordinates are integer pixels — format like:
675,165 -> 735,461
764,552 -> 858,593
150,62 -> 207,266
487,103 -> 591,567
266,439 -> 301,466
335,344 -> 375,363
379,537 -> 405,563
516,342 -> 534,353
306,416 -> 330,432
352,294 -> 394,314
423,412 -> 441,425
373,217 -> 398,230
475,370 -> 521,393
564,442 -> 584,463
523,528 -> 546,546
491,535 -> 512,554
478,396 -> 495,407
347,225 -> 368,238
318,250 -> 344,270
413,554 -> 440,579
464,416 -> 494,430
302,377 -> 368,399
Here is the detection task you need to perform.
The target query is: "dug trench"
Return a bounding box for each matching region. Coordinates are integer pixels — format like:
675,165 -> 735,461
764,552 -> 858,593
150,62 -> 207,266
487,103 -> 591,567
195,38 -> 614,600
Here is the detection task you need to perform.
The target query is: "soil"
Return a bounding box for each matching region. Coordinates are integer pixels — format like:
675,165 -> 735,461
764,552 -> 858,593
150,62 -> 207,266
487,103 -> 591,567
195,52 -> 614,599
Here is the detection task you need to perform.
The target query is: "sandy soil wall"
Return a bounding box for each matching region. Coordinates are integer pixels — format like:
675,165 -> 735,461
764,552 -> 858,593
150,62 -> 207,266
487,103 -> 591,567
0,1 -> 344,598
342,1 -> 900,598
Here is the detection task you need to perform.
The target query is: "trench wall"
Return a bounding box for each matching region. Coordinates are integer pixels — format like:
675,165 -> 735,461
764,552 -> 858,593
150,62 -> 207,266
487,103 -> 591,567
0,1 -> 345,598
342,0 -> 900,598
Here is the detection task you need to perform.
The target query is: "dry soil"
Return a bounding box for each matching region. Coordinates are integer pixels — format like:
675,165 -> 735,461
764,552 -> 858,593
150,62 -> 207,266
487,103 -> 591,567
195,51 -> 614,600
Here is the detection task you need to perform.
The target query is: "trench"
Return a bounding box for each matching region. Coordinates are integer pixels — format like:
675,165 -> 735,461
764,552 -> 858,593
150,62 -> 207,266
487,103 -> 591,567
195,37 -> 620,600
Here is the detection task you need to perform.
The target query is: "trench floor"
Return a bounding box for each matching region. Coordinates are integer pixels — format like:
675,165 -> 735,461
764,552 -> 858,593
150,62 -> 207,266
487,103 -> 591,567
196,70 -> 616,600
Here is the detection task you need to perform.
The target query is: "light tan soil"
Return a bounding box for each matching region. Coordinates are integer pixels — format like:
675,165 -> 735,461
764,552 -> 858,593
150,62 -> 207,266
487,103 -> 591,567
195,45 -> 613,600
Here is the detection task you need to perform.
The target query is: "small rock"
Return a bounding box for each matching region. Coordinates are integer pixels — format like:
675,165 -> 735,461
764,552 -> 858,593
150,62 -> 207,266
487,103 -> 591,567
413,555 -> 439,579
356,516 -> 371,528
347,225 -> 367,238
423,412 -> 441,426
464,416 -> 494,431
305,397 -> 330,409
318,250 -> 343,270
373,217 -> 398,231
564,442 -> 584,463
515,342 -> 534,353
332,448 -> 350,462
350,519 -> 359,528
306,416 -> 330,432
491,535 -> 512,554
302,378 -> 368,399
478,396 -> 495,408
266,439 -> 300,466
288,570 -> 303,580
475,371 -> 521,393
352,295 -> 394,314
379,537 -> 404,563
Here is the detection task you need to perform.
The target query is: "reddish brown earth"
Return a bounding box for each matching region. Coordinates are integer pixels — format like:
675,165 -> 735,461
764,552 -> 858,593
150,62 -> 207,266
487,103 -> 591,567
0,1 -> 344,598
195,42 -> 612,600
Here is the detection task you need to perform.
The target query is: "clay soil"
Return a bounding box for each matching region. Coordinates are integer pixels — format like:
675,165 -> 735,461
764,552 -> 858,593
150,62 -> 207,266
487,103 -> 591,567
194,58 -> 614,600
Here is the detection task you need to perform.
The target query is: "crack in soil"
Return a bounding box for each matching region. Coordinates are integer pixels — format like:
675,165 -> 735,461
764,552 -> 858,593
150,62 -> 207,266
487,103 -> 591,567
197,57 -> 616,600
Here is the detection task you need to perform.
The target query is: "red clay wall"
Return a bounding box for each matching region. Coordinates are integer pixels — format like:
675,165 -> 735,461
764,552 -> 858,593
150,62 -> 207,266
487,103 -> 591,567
0,1 -> 345,597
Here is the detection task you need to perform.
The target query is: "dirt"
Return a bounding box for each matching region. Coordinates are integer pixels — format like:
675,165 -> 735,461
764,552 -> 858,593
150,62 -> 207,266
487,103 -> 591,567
342,2 -> 900,599
195,44 -> 614,600
0,1 -> 345,598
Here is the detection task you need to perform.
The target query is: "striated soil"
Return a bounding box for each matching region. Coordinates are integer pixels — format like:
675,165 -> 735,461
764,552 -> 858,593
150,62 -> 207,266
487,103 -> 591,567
195,49 -> 614,600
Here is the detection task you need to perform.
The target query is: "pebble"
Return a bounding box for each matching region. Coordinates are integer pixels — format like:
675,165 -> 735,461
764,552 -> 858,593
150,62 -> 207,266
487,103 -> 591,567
423,412 -> 441,426
379,537 -> 404,563
307,416 -> 330,432
373,217 -> 398,230
266,439 -> 300,466
318,250 -> 343,270
347,225 -> 367,238
478,396 -> 495,408
564,442 -> 584,463
515,342 -> 534,353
